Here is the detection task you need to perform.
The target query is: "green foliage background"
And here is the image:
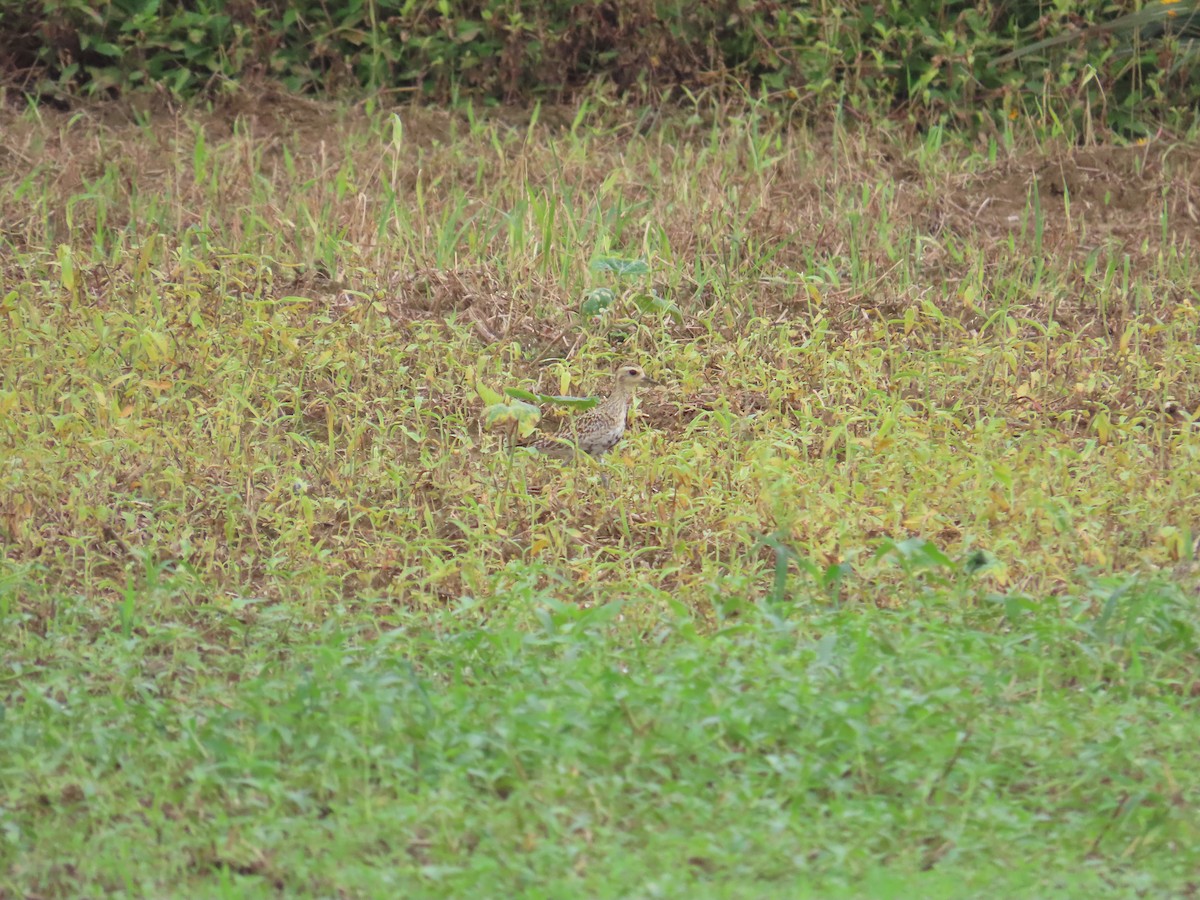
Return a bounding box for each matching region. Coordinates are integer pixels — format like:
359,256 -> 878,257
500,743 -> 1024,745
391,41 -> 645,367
2,0 -> 1199,131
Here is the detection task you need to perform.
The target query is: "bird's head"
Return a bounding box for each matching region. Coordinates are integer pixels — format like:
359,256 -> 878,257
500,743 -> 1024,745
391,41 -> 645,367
615,363 -> 659,389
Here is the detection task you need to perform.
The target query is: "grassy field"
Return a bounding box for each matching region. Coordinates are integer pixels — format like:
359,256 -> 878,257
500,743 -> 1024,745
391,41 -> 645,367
3,91 -> 1200,897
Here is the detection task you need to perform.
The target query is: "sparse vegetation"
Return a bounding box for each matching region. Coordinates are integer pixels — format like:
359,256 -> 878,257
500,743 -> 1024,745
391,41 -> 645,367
3,87 -> 1200,896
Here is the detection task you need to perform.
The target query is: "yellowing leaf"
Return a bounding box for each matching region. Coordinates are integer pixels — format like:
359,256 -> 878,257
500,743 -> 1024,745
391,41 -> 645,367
140,329 -> 172,363
477,382 -> 503,405
484,399 -> 541,437
57,244 -> 76,294
136,234 -> 158,279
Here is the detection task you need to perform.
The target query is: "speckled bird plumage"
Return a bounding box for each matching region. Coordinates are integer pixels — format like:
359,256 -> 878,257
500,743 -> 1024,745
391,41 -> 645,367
532,364 -> 658,459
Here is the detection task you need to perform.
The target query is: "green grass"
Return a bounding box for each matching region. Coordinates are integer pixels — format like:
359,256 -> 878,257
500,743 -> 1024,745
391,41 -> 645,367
3,92 -> 1200,896
6,583 -> 1199,896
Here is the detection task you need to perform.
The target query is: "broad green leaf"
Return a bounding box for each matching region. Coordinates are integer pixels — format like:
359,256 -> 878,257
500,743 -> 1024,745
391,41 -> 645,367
484,399 -> 541,437
913,540 -> 954,569
591,256 -> 650,277
581,287 -> 615,317
505,387 -> 599,410
631,291 -> 683,323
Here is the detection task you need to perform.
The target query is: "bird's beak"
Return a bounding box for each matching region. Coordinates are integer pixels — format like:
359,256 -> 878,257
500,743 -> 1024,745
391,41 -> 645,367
643,376 -> 661,388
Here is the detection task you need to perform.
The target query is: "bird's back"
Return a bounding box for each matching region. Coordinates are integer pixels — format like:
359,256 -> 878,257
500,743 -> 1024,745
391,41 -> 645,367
536,391 -> 630,458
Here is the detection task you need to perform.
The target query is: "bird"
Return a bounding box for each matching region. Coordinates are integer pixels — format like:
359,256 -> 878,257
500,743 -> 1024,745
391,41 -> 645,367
530,363 -> 660,459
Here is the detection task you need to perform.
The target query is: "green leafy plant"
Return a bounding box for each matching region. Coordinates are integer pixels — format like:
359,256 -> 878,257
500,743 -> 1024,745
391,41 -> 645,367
584,255 -> 683,324
477,382 -> 541,450
5,0 -> 1198,133
503,387 -> 598,411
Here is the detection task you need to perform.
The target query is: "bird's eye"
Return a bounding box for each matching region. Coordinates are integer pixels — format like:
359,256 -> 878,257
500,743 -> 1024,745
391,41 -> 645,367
627,368 -> 638,376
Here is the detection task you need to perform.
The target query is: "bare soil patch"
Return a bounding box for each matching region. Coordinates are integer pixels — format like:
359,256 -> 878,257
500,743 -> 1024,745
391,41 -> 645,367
952,142 -> 1200,251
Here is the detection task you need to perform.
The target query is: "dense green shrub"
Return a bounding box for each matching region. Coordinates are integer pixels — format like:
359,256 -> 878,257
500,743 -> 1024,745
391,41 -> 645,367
1,0 -> 1198,132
